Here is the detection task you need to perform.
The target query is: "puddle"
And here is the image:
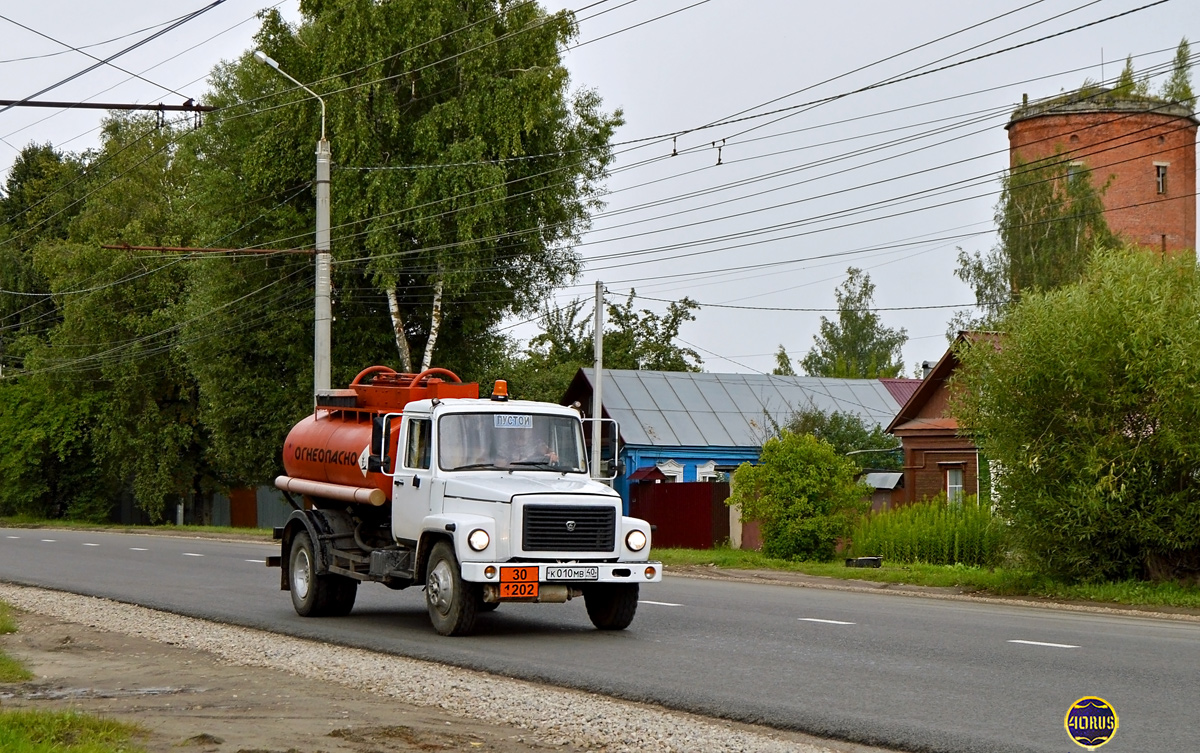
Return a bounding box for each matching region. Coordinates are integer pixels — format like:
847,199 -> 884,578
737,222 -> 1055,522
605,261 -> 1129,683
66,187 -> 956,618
1,685 -> 205,700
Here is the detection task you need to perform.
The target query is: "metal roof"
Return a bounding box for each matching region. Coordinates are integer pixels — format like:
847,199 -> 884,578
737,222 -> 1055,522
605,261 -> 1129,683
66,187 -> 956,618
578,369 -> 903,448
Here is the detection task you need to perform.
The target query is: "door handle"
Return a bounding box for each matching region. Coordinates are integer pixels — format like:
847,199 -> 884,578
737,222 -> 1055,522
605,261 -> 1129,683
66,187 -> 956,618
412,475 -> 421,489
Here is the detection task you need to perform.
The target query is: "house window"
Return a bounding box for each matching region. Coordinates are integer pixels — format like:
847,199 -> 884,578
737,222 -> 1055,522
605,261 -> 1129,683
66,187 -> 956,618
655,459 -> 684,483
1156,164 -> 1168,195
696,460 -> 719,482
946,468 -> 964,505
1066,161 -> 1084,182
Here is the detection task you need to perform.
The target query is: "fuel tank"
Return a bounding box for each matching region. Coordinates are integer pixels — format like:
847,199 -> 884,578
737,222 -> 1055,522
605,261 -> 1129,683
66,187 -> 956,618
279,366 -> 479,503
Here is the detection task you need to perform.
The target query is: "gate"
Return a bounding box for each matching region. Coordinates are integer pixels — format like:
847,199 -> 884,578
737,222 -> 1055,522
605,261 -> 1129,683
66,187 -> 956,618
629,481 -> 730,549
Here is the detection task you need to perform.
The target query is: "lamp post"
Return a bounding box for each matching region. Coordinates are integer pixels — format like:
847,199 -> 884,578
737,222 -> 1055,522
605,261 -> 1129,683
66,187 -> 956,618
254,50 -> 331,398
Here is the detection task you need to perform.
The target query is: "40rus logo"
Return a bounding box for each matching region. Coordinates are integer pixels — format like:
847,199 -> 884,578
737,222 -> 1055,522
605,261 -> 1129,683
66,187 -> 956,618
1064,697 -> 1119,750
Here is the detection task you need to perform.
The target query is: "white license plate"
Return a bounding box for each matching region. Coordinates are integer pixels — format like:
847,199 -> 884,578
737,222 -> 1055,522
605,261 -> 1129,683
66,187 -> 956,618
545,565 -> 599,581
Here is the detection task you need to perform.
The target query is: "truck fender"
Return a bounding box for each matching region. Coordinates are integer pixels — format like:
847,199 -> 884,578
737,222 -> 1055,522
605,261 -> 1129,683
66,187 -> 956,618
422,513 -> 496,561
279,508 -> 356,589
279,510 -> 321,591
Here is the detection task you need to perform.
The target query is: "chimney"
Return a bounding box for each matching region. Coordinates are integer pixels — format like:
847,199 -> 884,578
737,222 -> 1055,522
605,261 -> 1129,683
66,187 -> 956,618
921,361 -> 934,380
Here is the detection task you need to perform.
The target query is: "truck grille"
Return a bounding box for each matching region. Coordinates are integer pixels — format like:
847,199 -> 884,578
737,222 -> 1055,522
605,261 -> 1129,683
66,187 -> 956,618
522,505 -> 615,552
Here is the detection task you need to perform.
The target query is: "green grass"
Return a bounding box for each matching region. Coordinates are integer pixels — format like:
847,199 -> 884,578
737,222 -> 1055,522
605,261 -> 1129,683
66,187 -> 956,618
846,497 -> 1005,567
0,601 -> 33,683
656,548 -> 1200,609
0,710 -> 143,752
0,516 -> 273,539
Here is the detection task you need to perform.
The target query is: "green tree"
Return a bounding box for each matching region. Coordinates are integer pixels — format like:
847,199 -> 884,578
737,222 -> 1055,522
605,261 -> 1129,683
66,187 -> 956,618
954,247 -> 1200,583
182,0 -> 622,484
728,431 -> 869,561
771,345 -> 796,375
1159,37 -> 1194,106
503,292 -> 701,402
1113,55 -> 1137,98
783,406 -> 901,471
0,144 -> 86,364
954,154 -> 1114,329
23,114 -> 210,520
801,267 -> 906,378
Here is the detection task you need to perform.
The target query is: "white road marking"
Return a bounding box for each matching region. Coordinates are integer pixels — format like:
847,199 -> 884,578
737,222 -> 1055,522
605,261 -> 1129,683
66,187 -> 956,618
182,553 -> 204,557
83,543 -> 99,547
245,559 -> 265,564
639,600 -> 683,607
129,547 -> 148,551
799,618 -> 856,625
1008,639 -> 1079,649
41,539 -> 56,543
6,536 -> 19,539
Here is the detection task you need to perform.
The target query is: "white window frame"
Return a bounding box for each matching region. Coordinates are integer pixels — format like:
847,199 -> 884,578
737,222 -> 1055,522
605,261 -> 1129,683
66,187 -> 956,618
696,460 -> 719,482
1155,162 -> 1169,195
655,459 -> 684,483
946,467 -> 964,505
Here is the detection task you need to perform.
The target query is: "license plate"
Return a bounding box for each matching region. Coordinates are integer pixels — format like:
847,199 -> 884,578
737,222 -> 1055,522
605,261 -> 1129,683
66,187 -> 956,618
499,566 -> 539,598
545,565 -> 599,581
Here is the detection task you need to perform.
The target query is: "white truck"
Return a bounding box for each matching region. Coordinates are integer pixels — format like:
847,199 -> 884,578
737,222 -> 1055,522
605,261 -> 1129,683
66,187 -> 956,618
268,367 -> 660,636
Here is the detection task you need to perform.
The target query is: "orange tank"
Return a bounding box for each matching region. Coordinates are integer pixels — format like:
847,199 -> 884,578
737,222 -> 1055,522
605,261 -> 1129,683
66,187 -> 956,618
281,366 -> 479,503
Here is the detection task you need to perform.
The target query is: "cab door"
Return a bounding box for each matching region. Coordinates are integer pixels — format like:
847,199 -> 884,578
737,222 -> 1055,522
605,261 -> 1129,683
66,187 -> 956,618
392,414 -> 433,545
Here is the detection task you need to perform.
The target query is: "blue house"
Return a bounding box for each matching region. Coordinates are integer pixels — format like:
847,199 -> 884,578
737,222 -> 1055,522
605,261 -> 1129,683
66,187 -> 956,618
562,369 -> 909,508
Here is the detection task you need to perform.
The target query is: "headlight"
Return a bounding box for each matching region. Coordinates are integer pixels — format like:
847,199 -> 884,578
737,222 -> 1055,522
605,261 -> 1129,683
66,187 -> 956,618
625,529 -> 647,552
468,529 -> 490,551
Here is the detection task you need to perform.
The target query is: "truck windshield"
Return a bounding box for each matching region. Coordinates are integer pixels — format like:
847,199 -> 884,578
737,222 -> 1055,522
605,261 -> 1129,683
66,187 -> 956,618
438,413 -> 588,473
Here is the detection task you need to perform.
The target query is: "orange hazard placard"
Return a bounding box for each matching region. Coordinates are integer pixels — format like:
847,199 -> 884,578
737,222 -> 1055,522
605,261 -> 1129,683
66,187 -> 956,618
499,566 -> 539,598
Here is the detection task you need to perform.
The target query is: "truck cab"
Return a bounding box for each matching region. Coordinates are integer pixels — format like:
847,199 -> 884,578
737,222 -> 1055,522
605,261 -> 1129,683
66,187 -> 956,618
271,368 -> 660,636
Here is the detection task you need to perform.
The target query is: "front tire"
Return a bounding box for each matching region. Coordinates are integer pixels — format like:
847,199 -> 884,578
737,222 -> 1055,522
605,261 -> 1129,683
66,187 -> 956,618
289,531 -> 358,617
583,584 -> 639,630
424,541 -> 479,636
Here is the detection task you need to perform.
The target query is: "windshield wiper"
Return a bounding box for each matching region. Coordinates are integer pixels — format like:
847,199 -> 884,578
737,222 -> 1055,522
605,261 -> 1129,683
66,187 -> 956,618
508,461 -> 584,473
448,462 -> 504,471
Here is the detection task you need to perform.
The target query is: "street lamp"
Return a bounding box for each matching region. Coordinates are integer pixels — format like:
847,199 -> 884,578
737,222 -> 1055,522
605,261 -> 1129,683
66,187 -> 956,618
254,50 -> 331,398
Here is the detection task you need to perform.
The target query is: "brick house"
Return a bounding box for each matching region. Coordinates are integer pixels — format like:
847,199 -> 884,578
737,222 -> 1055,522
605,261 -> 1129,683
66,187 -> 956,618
1007,93 -> 1197,254
886,333 -> 995,505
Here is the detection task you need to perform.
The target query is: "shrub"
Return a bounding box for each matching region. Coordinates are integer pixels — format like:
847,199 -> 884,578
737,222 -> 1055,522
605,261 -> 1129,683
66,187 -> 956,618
729,431 -> 870,561
848,495 -> 1006,567
955,248 -> 1200,582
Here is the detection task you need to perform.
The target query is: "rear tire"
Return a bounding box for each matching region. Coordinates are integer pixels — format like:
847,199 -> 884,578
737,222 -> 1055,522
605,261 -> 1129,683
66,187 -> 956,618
583,584 -> 639,630
424,541 -> 479,636
289,531 -> 358,617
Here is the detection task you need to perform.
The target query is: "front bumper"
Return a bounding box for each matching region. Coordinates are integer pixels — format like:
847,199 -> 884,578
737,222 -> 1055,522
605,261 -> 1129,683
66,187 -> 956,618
460,560 -> 663,584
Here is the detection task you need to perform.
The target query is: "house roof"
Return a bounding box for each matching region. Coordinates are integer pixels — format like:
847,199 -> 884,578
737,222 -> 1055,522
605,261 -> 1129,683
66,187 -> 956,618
879,378 -> 921,407
886,331 -> 999,435
863,472 -> 903,490
565,369 -> 904,449
627,466 -> 669,481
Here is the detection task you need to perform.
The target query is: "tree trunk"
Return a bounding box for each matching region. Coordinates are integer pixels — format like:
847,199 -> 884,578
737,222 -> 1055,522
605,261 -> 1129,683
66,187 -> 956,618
421,275 -> 445,372
386,287 -> 413,373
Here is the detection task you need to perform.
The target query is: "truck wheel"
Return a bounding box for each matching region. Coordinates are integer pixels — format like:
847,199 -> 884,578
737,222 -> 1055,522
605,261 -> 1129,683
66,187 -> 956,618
583,584 -> 639,630
290,531 -> 357,617
425,541 -> 479,636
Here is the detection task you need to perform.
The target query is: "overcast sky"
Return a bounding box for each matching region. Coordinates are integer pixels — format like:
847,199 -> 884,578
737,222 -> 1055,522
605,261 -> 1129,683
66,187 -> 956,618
1,0 -> 1196,376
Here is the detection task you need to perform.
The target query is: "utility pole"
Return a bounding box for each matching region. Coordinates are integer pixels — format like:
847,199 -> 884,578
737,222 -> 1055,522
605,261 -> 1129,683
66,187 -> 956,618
255,51 -> 331,398
591,280 -> 605,480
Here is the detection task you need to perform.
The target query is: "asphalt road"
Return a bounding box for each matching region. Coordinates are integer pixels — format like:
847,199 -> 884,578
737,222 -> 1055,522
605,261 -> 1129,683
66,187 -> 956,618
1,527 -> 1195,753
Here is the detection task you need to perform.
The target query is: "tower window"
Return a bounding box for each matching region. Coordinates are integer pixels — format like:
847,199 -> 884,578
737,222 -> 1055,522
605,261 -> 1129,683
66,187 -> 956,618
1156,164 -> 1168,195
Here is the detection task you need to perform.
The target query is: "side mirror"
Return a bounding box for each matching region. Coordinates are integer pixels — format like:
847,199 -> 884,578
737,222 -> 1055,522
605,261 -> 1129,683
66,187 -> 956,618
370,412 -> 403,477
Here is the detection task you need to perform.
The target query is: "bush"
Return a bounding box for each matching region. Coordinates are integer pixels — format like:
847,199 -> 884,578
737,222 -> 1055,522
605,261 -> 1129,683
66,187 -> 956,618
955,247 -> 1200,582
848,495 -> 1006,567
729,431 -> 869,561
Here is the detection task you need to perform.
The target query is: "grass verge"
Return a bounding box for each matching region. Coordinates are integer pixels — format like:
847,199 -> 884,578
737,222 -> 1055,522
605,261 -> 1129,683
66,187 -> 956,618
656,548 -> 1200,610
0,516 -> 273,540
0,710 -> 143,752
0,601 -> 33,683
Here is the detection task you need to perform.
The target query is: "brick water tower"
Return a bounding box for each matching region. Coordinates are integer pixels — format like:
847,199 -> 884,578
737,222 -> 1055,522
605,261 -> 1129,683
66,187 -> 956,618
1006,93 -> 1197,254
